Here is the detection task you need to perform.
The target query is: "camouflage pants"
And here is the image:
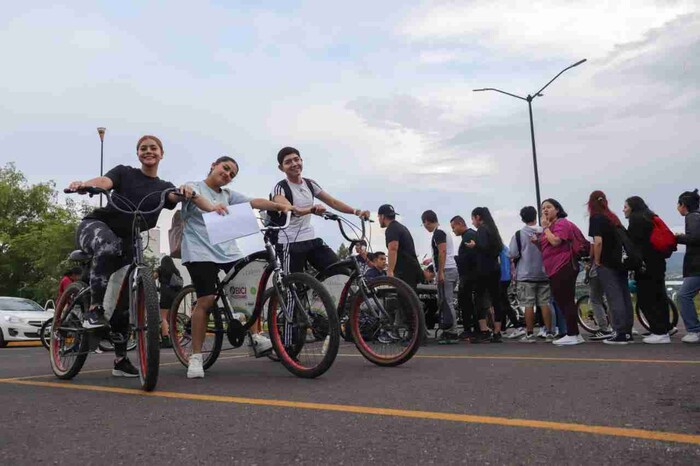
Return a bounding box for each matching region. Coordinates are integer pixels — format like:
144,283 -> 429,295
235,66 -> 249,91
76,219 -> 126,306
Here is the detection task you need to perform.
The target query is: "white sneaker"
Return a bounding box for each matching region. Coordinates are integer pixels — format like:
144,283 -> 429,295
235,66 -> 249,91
519,333 -> 537,343
187,353 -> 204,379
249,333 -> 273,354
506,328 -> 526,339
537,327 -> 547,339
553,335 -> 584,346
643,333 -> 671,344
681,332 -> 700,343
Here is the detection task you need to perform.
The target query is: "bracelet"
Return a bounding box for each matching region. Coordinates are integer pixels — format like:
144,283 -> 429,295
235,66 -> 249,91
354,208 -> 360,216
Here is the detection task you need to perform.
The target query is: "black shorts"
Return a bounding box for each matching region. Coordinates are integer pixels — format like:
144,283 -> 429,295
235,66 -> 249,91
184,261 -> 235,298
159,287 -> 180,309
276,238 -> 338,274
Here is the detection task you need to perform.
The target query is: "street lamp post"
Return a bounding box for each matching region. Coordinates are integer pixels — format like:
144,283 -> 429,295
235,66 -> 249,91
97,127 -> 106,207
473,59 -> 586,223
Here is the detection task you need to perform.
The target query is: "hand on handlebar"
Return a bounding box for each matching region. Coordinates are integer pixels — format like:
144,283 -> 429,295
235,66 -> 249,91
356,209 -> 371,220
178,184 -> 196,200
311,204 -> 327,215
67,181 -> 87,192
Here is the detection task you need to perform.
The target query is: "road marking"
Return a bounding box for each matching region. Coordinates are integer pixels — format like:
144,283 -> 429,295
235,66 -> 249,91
336,353 -> 700,365
1,378 -> 699,446
0,354 -> 250,381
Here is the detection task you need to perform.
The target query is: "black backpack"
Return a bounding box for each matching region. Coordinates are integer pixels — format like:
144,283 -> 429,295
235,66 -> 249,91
512,230 -> 523,270
615,226 -> 645,272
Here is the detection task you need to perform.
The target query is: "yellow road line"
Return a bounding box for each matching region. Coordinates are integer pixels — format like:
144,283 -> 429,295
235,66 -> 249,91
1,378 -> 698,446
336,353 -> 700,365
2,354 -> 250,381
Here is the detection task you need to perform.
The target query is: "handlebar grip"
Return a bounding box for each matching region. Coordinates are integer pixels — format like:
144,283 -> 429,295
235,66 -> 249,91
64,187 -> 104,196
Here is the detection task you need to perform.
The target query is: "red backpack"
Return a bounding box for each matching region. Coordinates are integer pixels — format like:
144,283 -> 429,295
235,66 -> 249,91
568,220 -> 591,260
650,215 -> 677,258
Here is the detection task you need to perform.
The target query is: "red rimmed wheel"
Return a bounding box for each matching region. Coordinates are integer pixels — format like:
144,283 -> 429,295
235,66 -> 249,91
133,270 -> 160,391
49,282 -> 90,379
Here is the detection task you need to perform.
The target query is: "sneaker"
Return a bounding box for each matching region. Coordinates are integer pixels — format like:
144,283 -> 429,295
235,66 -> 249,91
643,333 -> 671,344
505,328 -> 526,339
632,328 -> 640,336
681,332 -> 700,344
438,331 -> 460,345
553,335 -> 584,346
519,333 -> 537,343
248,333 -> 272,354
83,307 -> 109,329
187,353 -> 205,379
536,327 -> 548,339
470,331 -> 492,344
490,332 -> 503,343
458,330 -> 474,341
112,357 -> 139,378
589,330 -> 614,341
160,335 -> 173,349
669,327 -> 678,336
378,331 -> 394,344
545,333 -> 555,342
604,333 -> 633,345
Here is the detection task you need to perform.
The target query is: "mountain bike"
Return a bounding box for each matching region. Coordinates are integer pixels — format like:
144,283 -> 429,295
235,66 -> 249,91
50,186 -> 178,391
314,213 -> 424,367
168,212 -> 340,378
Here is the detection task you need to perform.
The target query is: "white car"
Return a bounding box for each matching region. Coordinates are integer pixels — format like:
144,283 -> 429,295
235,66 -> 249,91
0,297 -> 55,347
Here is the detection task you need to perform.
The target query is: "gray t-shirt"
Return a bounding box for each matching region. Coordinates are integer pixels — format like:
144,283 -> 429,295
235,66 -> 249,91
508,224 -> 548,281
181,180 -> 252,264
270,178 -> 323,244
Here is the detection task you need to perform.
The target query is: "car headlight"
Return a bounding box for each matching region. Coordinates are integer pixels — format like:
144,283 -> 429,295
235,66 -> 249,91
3,316 -> 22,323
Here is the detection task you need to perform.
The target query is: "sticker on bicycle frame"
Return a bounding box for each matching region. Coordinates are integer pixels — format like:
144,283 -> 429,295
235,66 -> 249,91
225,260 -> 268,318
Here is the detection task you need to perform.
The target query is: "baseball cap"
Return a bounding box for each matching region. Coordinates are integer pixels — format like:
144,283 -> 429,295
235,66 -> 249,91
378,204 -> 398,216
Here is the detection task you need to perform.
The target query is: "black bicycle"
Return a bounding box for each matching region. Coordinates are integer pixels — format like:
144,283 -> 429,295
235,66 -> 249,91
168,212 -> 340,379
312,213 -> 424,367
50,186 -> 178,391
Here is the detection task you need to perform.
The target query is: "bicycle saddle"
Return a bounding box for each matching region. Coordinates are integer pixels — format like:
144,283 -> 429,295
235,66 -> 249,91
69,250 -> 92,262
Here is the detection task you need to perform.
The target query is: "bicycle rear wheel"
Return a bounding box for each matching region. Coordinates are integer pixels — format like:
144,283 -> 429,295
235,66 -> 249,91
134,272 -> 160,392
350,276 -> 424,367
635,296 -> 679,332
169,285 -> 223,370
40,317 -> 52,351
576,295 -> 601,334
50,282 -> 89,379
267,273 -> 339,378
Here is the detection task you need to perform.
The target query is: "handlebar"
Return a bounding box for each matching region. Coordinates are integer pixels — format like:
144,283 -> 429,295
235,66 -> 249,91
262,211 -> 292,231
321,212 -> 371,244
64,186 -> 182,216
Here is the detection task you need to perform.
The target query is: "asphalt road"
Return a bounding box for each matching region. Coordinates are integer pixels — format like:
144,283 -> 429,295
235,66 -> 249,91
1,334 -> 699,465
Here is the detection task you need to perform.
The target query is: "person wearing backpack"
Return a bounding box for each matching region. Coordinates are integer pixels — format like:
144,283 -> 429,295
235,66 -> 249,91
270,147 -> 370,274
675,189 -> 700,343
155,255 -> 183,348
623,196 -> 673,343
587,191 -> 635,345
181,156 -> 293,379
509,206 -> 553,342
537,199 -> 585,346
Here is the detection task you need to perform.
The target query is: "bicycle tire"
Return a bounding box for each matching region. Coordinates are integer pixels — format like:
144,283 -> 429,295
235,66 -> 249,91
267,272 -> 339,378
40,317 -> 52,351
134,272 -> 160,392
315,266 -> 356,342
576,295 -> 603,334
50,282 -> 89,379
350,276 -> 424,367
258,288 -> 280,361
635,296 -> 679,332
169,285 -> 224,370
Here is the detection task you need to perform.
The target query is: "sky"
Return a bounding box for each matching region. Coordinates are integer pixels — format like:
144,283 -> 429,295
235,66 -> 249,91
1,0 -> 698,257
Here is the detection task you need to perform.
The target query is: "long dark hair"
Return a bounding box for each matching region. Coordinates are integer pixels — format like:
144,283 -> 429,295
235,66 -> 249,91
625,196 -> 655,222
471,207 -> 504,252
587,190 -> 621,227
160,255 -> 180,277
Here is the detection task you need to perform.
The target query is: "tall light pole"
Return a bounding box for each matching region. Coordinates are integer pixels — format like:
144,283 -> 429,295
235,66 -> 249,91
97,127 -> 106,207
474,59 -> 586,223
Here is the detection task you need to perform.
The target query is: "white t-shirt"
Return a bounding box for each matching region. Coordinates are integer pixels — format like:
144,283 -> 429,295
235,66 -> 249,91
270,178 -> 323,244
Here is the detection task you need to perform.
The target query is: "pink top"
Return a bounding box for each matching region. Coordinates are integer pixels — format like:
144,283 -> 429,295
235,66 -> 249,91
540,218 -> 577,277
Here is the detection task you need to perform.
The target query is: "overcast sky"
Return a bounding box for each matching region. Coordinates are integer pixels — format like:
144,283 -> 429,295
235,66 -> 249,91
2,1 -> 698,257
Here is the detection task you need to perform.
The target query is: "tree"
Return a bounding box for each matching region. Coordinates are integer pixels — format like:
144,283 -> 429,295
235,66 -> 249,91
0,164 -> 83,303
336,243 -> 350,260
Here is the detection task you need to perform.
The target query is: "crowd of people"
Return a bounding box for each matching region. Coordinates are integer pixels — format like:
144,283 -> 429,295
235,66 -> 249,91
65,134 -> 700,379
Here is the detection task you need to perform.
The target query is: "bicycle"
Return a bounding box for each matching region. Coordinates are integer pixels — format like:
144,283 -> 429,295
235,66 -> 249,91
168,212 -> 340,378
313,213 -> 424,367
576,261 -> 679,334
50,186 -> 179,391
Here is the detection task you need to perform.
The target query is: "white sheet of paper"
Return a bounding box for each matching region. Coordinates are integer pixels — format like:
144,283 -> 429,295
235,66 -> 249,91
202,203 -> 260,245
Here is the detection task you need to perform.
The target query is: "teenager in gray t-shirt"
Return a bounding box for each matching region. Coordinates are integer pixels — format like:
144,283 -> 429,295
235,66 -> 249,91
271,146 -> 370,274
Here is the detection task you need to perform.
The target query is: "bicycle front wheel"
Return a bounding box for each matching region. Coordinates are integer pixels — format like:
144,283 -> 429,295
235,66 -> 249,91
169,285 -> 223,370
268,273 -> 339,378
635,296 -> 679,332
134,272 -> 160,392
350,276 -> 424,367
50,282 -> 89,379
576,295 -> 601,334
